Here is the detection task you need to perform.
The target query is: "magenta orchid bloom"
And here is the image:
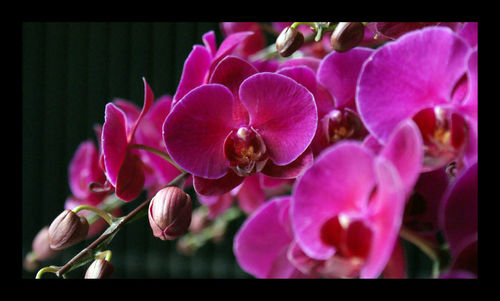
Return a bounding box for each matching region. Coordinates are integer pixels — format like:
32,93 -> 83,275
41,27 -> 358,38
101,78 -> 154,201
233,196 -> 312,278
164,72 -> 317,196
439,160 -> 477,277
291,119 -> 422,278
172,30 -> 254,107
357,27 -> 477,171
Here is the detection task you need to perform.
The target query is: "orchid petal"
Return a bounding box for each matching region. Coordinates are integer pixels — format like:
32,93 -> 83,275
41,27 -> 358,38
356,27 -> 471,143
172,45 -> 212,106
239,72 -> 317,166
234,196 -> 297,278
380,119 -> 423,196
164,84 -> 236,179
102,103 -> 128,186
317,47 -> 374,109
261,148 -> 313,179
193,170 -> 245,197
361,156 -> 405,278
115,151 -> 145,201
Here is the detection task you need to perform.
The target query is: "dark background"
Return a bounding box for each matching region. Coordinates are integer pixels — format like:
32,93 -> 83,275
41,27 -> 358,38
22,22 -> 256,279
22,21 -> 432,279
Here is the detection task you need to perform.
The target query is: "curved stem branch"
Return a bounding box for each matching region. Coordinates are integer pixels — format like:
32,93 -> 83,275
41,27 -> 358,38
399,226 -> 440,262
73,205 -> 115,225
53,172 -> 190,278
129,143 -> 183,172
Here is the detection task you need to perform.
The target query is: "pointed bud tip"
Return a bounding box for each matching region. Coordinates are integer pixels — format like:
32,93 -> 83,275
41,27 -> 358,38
148,186 -> 192,240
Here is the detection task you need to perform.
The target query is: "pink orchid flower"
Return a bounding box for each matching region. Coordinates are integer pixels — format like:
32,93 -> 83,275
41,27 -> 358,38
163,72 -> 317,196
356,26 -> 477,171
291,119 -> 422,278
101,78 -> 154,201
374,22 -> 463,40
234,196 -> 406,278
172,30 -> 255,108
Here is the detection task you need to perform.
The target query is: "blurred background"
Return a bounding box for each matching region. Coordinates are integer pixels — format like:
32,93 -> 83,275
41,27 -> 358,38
22,21 -> 432,279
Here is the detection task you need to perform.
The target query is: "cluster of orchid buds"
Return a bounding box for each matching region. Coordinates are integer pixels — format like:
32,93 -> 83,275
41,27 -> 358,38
24,21 -> 477,279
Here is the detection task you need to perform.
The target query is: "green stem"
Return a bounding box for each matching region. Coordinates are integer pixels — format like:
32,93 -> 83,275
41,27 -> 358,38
73,205 -> 115,225
399,227 -> 439,262
291,22 -> 317,30
35,266 -> 60,279
51,171 -> 190,278
129,143 -> 183,172
95,250 -> 112,262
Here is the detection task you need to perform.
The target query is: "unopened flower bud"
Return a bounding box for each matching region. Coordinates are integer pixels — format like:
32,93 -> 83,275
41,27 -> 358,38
330,22 -> 365,52
148,186 -> 192,240
48,209 -> 89,250
85,259 -> 114,279
276,26 -> 304,57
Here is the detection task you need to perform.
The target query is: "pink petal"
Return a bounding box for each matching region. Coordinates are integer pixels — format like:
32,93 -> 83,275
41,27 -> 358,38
239,72 -> 317,166
458,22 -> 477,48
261,148 -> 313,179
356,27 -> 472,143
193,170 -> 245,196
115,151 -> 145,201
164,84 -> 237,179
440,161 -> 477,256
102,103 -> 128,186
317,47 -> 374,109
291,141 -> 376,260
172,45 -> 212,106
209,55 -> 258,125
234,196 -> 297,278
236,174 -> 267,214
361,156 -> 405,278
209,31 -> 254,75
202,31 -> 217,58
127,77 -> 154,143
379,119 -> 423,196
68,140 -> 105,201
277,65 -> 318,96
277,57 -> 322,73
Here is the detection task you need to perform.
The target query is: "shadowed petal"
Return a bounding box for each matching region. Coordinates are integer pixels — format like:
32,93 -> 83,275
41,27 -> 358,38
102,103 -> 128,186
115,151 -> 145,201
239,72 -> 317,166
164,84 -> 236,179
172,45 -> 212,106
193,170 -> 245,196
317,47 -> 374,109
261,148 -> 313,179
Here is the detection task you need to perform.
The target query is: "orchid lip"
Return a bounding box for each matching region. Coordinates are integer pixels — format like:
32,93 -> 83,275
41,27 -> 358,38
223,126 -> 268,177
412,106 -> 468,170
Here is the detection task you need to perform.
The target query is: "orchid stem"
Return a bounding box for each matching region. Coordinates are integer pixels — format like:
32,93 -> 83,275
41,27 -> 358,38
51,171 -> 190,278
129,143 -> 183,172
73,205 -> 115,226
399,226 -> 440,262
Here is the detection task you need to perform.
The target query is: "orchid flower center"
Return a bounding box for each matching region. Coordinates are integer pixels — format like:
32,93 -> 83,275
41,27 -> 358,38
412,106 -> 468,169
223,126 -> 268,177
320,214 -> 373,268
320,108 -> 366,146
